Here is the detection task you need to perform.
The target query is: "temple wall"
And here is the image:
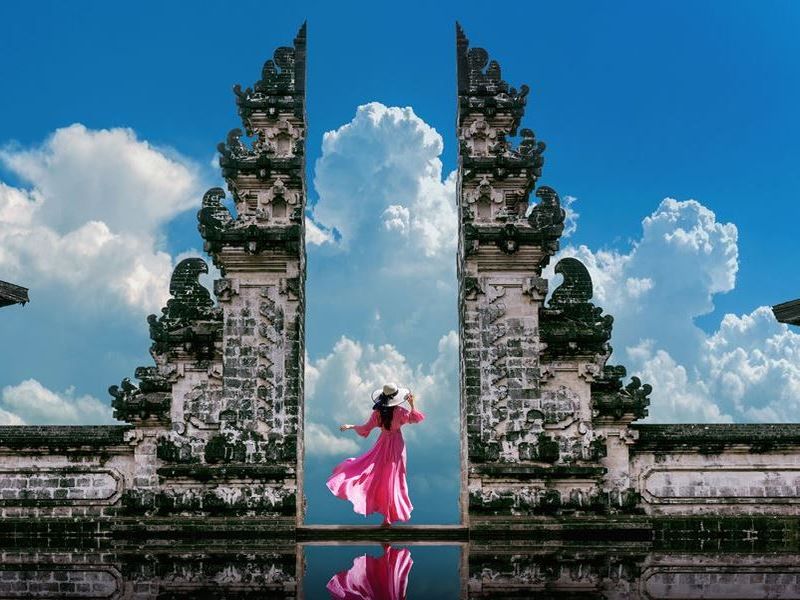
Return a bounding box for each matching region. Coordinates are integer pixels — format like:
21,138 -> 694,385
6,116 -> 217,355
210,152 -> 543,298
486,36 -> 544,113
0,426 -> 135,518
630,425 -> 800,515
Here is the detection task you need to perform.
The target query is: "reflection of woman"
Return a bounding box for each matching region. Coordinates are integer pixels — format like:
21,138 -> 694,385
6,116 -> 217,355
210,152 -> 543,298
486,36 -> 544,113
326,382 -> 425,526
326,544 -> 413,600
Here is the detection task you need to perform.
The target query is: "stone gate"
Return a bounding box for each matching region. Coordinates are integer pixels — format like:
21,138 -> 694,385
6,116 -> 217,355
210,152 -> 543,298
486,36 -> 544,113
0,24 -> 799,533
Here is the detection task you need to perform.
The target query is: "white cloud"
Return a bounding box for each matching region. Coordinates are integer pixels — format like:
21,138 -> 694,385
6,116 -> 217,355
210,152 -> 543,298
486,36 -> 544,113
311,102 -> 456,261
0,409 -> 25,426
305,216 -> 334,245
549,197 -> 800,423
0,379 -> 115,425
562,195 -> 579,238
0,124 -> 205,314
382,204 -> 410,234
626,340 -> 732,423
306,103 -> 458,350
304,423 -> 360,456
304,330 -> 459,457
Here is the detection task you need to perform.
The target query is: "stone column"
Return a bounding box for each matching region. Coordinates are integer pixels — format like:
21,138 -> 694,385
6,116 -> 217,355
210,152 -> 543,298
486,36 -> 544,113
200,23 -> 307,523
456,25 -> 650,528
111,25 -> 307,525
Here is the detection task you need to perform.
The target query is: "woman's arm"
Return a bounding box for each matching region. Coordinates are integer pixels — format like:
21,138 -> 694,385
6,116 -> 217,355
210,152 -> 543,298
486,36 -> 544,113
341,410 -> 379,437
406,393 -> 425,424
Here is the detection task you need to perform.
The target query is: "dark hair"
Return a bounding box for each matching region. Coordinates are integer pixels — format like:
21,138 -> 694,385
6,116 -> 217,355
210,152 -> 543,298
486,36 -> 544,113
373,393 -> 397,430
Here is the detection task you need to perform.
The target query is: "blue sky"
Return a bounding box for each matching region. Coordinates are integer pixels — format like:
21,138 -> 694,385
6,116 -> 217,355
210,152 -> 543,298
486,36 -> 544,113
2,1 -> 800,523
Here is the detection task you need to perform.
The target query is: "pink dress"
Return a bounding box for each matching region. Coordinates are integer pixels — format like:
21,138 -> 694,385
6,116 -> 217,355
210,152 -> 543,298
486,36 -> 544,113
326,544 -> 413,600
326,406 -> 425,523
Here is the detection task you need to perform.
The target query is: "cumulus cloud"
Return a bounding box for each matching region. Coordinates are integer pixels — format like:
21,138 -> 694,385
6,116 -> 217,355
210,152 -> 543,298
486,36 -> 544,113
0,124 -> 205,314
305,423 -> 360,456
306,103 -> 458,352
311,102 -> 456,261
548,197 -> 800,423
305,217 -> 334,246
304,331 -> 459,457
0,379 -> 115,425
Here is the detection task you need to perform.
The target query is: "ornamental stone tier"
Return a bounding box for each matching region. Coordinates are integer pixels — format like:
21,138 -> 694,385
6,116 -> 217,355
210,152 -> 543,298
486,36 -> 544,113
0,280 -> 28,308
0,24 -> 798,536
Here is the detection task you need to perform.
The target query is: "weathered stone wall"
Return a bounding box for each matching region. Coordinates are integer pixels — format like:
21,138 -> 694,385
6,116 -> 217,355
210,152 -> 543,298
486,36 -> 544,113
0,548 -> 297,598
0,426 -> 135,518
468,545 -> 800,598
630,424 -> 800,515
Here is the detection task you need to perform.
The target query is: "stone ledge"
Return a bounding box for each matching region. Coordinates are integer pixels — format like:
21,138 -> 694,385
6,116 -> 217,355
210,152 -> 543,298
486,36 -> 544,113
297,524 -> 468,543
632,424 -> 800,451
156,464 -> 290,482
470,464 -> 606,480
111,517 -> 296,539
0,279 -> 28,307
468,516 -> 654,541
0,426 -> 133,450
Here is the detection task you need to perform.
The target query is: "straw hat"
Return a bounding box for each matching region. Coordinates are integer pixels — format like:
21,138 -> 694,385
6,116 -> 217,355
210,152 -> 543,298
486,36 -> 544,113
370,382 -> 410,407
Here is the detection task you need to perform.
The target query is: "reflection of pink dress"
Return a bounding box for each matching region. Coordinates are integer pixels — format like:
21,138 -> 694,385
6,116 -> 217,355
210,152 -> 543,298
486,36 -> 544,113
326,545 -> 413,600
326,406 -> 425,523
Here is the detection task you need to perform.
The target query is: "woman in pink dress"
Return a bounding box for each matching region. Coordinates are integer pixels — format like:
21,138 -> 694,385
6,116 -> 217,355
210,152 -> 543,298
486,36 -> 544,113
326,382 -> 425,526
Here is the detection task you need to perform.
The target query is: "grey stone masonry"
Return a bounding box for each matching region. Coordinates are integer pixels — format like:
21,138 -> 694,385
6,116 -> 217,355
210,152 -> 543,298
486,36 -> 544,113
456,23 -> 648,520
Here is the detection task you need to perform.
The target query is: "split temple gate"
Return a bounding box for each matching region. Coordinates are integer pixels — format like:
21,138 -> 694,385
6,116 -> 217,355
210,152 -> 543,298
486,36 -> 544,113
1,24 -> 800,543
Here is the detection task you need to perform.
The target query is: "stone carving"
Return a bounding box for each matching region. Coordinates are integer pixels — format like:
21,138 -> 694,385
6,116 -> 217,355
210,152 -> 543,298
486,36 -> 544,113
145,258 -> 222,359
104,25 -> 306,519
197,187 -> 234,239
527,186 -> 566,239
457,23 -> 529,130
539,257 -> 614,359
458,26 -> 649,520
463,174 -> 504,205
592,365 -> 652,421
109,256 -> 222,426
108,367 -> 170,423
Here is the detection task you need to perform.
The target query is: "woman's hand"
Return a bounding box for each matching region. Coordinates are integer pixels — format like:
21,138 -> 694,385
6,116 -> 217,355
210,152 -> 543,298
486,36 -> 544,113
407,393 -> 415,408
339,424 -> 352,432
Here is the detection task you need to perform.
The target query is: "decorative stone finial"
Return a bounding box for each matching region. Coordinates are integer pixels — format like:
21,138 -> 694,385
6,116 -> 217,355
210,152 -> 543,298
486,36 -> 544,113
591,365 -> 652,421
540,257 -> 613,358
233,22 -> 307,123
456,23 -> 529,129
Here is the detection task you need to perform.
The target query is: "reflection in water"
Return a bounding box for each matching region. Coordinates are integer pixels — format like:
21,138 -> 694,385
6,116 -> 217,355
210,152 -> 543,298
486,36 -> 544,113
326,544 -> 413,600
2,541 -> 800,598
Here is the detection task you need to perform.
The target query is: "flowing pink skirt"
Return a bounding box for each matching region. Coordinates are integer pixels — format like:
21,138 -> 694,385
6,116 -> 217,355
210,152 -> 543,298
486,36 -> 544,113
326,430 -> 414,523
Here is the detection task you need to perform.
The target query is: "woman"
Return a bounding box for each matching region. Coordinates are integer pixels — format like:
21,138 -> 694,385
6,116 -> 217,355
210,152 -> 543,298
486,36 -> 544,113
326,382 -> 425,527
